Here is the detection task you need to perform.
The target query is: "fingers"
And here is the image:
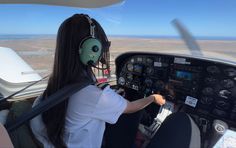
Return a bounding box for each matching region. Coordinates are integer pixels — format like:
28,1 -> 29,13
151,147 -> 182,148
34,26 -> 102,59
116,88 -> 123,94
114,88 -> 125,97
151,94 -> 166,105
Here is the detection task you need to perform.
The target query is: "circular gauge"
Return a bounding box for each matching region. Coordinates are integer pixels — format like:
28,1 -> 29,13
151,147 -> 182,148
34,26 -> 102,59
224,68 -> 236,77
126,73 -> 133,81
204,77 -> 217,85
221,79 -> 234,88
146,66 -> 154,75
207,66 -> 220,74
118,77 -> 125,86
200,97 -> 213,105
202,87 -> 214,96
126,63 -> 134,72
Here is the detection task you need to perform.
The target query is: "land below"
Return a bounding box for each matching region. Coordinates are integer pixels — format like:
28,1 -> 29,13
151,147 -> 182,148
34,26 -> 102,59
0,36 -> 236,76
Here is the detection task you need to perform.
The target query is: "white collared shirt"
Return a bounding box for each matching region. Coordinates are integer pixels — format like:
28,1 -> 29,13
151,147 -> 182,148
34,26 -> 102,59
30,85 -> 127,148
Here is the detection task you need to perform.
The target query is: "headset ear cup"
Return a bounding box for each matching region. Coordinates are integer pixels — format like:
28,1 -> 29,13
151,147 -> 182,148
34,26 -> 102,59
79,38 -> 102,65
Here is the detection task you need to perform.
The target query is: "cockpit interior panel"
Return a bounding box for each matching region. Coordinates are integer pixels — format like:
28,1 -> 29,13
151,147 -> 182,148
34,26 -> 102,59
115,52 -> 236,147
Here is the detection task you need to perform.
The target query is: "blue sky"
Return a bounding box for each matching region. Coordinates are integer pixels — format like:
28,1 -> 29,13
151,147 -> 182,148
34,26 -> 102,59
0,0 -> 236,37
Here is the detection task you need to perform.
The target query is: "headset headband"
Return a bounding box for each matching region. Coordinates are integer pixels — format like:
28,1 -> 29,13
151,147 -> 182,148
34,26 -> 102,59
84,15 -> 95,38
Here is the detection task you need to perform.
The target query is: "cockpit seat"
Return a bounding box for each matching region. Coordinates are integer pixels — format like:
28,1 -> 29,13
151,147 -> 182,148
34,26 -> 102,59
0,123 -> 14,148
147,112 -> 201,148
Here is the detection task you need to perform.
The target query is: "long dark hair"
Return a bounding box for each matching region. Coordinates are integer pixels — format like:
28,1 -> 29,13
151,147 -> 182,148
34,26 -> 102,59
41,14 -> 109,147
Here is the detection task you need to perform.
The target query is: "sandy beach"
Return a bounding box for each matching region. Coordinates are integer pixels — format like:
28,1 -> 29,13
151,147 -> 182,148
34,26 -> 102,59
0,37 -> 236,77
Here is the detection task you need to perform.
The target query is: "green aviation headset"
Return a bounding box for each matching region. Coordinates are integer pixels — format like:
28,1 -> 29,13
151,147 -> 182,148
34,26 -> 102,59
79,15 -> 103,66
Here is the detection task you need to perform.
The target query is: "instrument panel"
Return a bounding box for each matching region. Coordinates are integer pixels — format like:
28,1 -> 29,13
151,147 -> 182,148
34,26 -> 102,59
115,52 -> 236,124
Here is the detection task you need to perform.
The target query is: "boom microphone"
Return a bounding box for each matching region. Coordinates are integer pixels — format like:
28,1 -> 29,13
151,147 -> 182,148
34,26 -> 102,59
88,61 -> 108,70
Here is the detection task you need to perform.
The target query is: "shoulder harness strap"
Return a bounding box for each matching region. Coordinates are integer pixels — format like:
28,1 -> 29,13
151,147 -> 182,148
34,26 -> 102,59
96,82 -> 110,90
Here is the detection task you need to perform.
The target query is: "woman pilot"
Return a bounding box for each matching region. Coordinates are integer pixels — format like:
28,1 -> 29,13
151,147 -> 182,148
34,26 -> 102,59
30,14 -> 165,148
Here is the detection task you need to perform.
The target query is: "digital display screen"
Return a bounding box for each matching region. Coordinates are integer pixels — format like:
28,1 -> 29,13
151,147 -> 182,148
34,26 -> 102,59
176,71 -> 192,80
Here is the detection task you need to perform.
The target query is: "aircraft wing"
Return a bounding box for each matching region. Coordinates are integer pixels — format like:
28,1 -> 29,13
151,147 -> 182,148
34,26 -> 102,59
0,0 -> 124,8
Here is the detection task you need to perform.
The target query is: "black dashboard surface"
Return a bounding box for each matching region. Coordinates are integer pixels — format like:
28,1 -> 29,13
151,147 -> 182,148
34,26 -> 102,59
115,52 -> 236,125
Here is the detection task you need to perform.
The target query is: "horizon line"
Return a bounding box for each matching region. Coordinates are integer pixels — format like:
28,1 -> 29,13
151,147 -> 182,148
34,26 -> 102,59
1,34 -> 236,40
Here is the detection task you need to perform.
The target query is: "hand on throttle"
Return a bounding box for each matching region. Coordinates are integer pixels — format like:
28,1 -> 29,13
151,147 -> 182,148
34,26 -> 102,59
151,94 -> 166,106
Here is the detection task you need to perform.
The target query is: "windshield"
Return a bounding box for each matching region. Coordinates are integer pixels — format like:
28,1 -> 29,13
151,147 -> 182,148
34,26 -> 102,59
0,0 -> 236,79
